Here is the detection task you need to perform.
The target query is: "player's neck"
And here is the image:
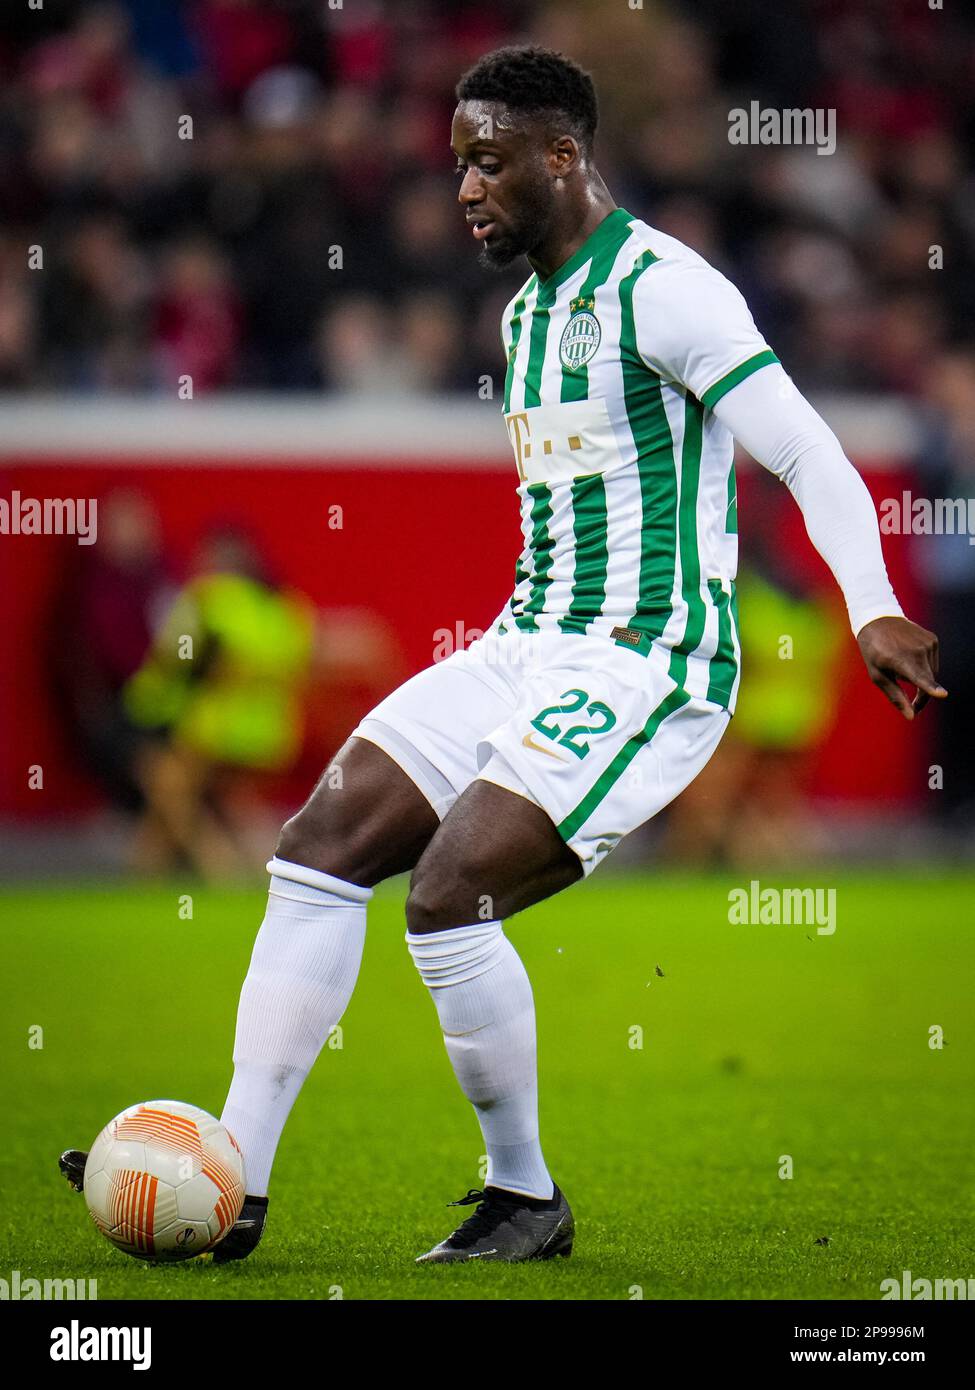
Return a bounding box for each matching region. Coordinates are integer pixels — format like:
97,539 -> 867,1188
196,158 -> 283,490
527,180 -> 618,282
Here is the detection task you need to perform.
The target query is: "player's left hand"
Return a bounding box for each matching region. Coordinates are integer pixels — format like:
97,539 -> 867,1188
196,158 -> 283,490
856,616 -> 947,720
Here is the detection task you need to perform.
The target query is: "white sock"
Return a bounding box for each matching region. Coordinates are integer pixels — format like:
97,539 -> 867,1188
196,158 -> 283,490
220,856 -> 371,1196
407,920 -> 554,1201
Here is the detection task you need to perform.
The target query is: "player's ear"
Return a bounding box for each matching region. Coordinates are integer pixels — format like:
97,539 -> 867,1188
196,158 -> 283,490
550,135 -> 580,178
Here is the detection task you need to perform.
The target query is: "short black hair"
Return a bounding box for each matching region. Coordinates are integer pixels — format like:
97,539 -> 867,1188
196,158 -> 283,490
456,45 -> 598,152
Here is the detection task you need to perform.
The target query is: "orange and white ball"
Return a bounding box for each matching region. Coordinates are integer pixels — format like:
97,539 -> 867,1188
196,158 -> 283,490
84,1100 -> 245,1261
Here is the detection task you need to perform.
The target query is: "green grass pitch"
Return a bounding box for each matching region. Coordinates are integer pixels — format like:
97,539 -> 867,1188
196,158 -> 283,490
1,871 -> 972,1301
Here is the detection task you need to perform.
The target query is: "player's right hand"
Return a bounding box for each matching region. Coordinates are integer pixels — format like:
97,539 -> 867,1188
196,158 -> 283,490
856,615 -> 947,719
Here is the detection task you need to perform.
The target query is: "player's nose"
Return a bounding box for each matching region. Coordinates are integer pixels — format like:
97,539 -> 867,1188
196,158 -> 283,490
457,168 -> 486,205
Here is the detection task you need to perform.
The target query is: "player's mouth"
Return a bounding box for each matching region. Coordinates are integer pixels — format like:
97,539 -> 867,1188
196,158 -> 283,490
468,217 -> 497,241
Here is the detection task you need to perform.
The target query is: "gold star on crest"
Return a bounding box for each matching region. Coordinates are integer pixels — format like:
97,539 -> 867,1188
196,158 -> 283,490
569,296 -> 596,314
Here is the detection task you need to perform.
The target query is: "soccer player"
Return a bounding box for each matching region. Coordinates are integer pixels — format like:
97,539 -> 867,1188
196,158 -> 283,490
61,46 -> 945,1264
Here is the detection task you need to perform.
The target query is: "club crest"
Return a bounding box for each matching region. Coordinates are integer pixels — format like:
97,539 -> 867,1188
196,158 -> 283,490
560,296 -> 600,371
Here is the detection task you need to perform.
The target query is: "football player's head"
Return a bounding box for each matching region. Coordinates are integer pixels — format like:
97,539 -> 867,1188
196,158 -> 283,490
451,45 -> 599,269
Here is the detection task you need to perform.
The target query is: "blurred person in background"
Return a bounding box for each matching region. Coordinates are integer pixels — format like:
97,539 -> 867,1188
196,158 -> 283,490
316,285 -> 469,394
37,213 -> 151,390
152,235 -> 241,391
123,525 -> 315,880
915,349 -> 975,838
315,292 -> 409,394
384,177 -> 484,298
232,63 -> 347,387
49,489 -> 174,820
398,288 -> 468,392
192,0 -> 309,104
0,233 -> 37,388
24,2 -> 135,118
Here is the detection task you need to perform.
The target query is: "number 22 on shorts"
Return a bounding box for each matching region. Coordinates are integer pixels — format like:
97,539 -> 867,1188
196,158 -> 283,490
528,688 -> 617,760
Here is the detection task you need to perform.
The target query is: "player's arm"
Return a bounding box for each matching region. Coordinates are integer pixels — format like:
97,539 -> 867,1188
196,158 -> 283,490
633,258 -> 945,719
711,369 -> 945,719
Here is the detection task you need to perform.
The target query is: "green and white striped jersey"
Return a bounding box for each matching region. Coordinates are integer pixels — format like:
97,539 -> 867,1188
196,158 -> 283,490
494,206 -> 780,712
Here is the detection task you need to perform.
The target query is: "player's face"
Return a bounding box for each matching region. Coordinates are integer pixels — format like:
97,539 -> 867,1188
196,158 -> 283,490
451,101 -> 557,270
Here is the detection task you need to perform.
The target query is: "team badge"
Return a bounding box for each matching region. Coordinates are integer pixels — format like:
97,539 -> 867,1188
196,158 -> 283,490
559,296 -> 601,371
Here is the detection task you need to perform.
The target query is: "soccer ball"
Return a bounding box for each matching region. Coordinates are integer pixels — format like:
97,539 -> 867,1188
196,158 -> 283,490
83,1100 -> 246,1261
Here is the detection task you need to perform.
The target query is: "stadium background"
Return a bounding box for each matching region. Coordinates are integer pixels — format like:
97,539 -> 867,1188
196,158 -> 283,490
2,0 -> 975,870
1,0 -> 974,1302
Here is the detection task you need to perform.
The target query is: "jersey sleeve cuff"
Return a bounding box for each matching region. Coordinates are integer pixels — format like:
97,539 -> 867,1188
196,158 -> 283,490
700,349 -> 780,410
850,598 -> 906,638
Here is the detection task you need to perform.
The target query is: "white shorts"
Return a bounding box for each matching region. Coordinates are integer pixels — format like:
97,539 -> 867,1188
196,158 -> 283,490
352,628 -> 730,876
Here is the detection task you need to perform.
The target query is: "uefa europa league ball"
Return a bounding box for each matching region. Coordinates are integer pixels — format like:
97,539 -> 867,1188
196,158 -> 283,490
83,1100 -> 246,1261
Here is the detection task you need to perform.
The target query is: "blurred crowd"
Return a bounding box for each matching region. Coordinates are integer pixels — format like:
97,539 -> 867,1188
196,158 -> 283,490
1,0 -> 974,396
5,0 -> 975,870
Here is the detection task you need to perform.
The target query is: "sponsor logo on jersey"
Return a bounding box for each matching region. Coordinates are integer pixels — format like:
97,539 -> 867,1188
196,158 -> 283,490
560,297 -> 600,371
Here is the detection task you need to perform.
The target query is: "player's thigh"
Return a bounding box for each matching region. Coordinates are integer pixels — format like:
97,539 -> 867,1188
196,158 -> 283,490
277,640 -> 518,887
276,735 -> 439,886
405,779 -> 583,933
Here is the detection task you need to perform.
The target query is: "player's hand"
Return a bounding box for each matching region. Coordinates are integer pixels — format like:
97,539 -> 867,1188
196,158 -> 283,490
856,616 -> 946,720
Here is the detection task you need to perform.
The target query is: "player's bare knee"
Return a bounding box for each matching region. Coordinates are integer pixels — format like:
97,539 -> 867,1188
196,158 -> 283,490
274,809 -> 360,882
404,865 -> 441,933
275,811 -> 327,874
405,890 -> 463,935
405,863 -> 478,934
